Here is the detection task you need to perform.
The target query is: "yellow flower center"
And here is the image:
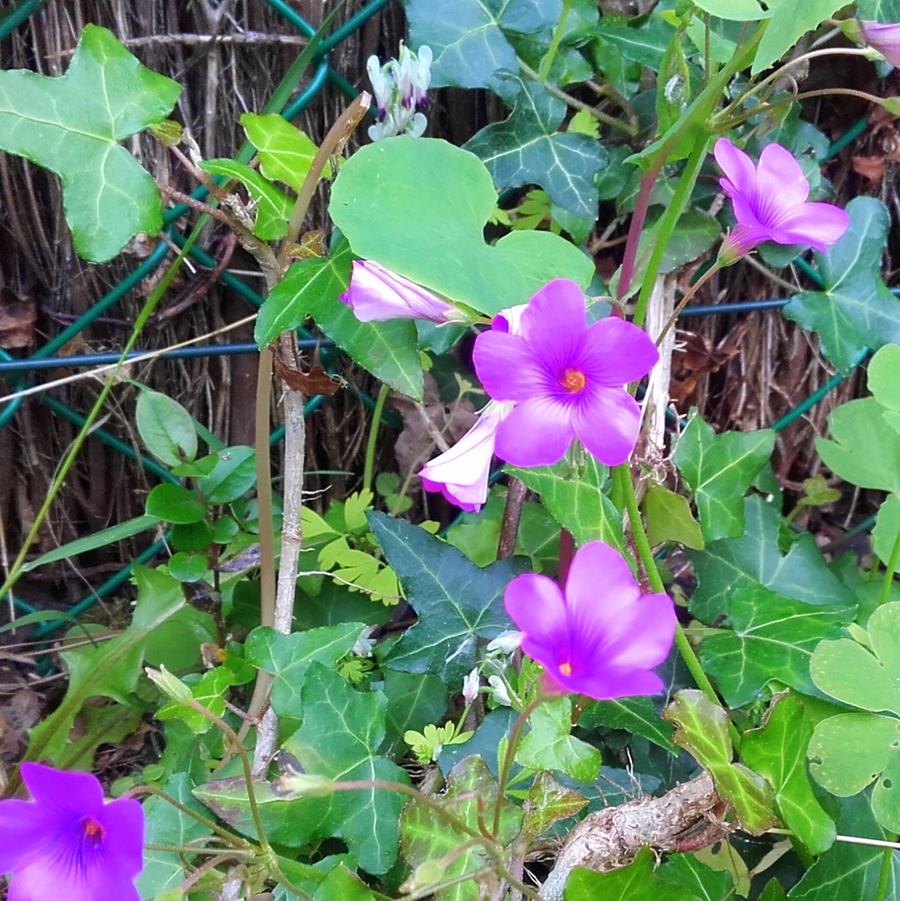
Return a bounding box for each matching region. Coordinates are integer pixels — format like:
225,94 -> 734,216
559,662 -> 573,676
559,368 -> 586,393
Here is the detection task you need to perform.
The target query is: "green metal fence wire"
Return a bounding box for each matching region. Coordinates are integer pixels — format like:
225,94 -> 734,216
0,1 -> 881,631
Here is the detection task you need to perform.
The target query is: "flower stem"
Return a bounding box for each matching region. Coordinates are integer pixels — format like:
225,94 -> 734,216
493,696 -> 544,836
613,464 -> 741,748
873,839 -> 897,901
654,261 -> 723,346
538,0 -> 571,82
363,382 -> 390,495
880,526 -> 900,606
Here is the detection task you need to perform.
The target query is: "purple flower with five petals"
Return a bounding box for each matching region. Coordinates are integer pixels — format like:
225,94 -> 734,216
504,541 -> 676,699
859,22 -> 900,68
0,763 -> 144,901
472,279 -> 659,468
340,260 -> 461,323
713,138 -> 849,261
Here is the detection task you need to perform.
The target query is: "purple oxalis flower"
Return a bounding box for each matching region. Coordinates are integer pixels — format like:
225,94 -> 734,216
340,260 -> 461,323
859,21 -> 900,68
0,763 -> 144,901
504,541 -> 676,700
713,138 -> 849,261
473,279 -> 659,468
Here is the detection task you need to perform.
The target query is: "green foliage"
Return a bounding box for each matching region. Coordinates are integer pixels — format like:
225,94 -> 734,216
643,485 -> 705,550
566,846 -> 701,901
752,0 -> 847,76
673,413 -> 774,542
145,483 -> 207,524
521,771 -> 588,838
664,690 -> 776,833
784,198 -> 900,371
369,512 -> 526,683
240,112 -> 323,192
404,722 -> 474,764
578,696 -> 677,754
464,76 -> 607,220
0,25 -> 180,261
329,136 -> 593,317
195,446 -> 256,504
136,389 -> 198,466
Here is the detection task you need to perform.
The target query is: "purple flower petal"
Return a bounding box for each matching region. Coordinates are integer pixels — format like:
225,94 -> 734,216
20,763 -> 104,815
518,279 -> 587,375
473,330 -> 549,403
578,317 -> 660,386
573,386 -> 642,467
494,397 -> 576,467
861,21 -> 900,67
767,202 -> 851,252
756,142 -> 810,208
503,573 -> 569,653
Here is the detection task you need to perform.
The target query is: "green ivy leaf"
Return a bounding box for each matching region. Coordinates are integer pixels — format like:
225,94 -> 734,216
516,697 -> 602,784
368,512 -> 526,684
742,693 -> 836,853
382,671 -> 450,757
688,496 -> 855,623
578,696 -> 677,754
522,771 -> 588,838
255,237 -> 423,399
0,25 -> 180,262
136,389 -> 197,467
643,486 -> 705,550
783,197 -> 900,370
593,16 -> 677,70
753,0 -> 847,75
330,136 -> 593,317
566,846 -> 701,901
201,158 -> 293,240
673,414 -> 774,542
244,623 -> 364,719
240,112 -> 323,192
816,397 -> 900,492
464,75 -> 606,219
698,586 -> 852,707
691,0 -> 770,19
868,343 -> 900,411
509,457 -> 623,552
856,0 -> 900,22
664,690 -> 777,833
657,853 -> 735,901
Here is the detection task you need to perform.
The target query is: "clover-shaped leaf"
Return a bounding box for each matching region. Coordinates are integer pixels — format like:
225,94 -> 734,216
464,75 -> 607,220
783,197 -> 900,371
0,25 -> 180,261
329,136 -> 593,316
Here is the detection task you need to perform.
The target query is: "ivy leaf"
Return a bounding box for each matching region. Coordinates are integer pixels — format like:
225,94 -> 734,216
673,414 -> 774,542
643,486 -> 705,551
566,846 -> 702,901
195,663 -> 408,874
516,697 -> 602,784
698,586 -> 852,707
783,197 -> 900,370
368,512 -> 527,684
405,0 -> 560,97
244,623 -> 364,718
255,237 -> 423,399
688,496 -> 855,623
657,853 -> 735,901
742,694 -> 836,853
0,25 -> 180,262
509,457 -> 623,552
857,0 -> 900,22
200,159 -> 293,240
522,771 -> 587,838
816,397 -> 900,493
664,690 -> 777,834
330,136 -> 593,317
578,696 -> 677,754
464,75 -> 606,219
401,755 -> 522,901
753,0 -> 847,76
240,112 -> 323,192
593,16 -> 676,70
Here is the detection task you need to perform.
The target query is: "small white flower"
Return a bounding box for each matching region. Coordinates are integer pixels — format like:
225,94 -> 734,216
462,668 -> 480,706
486,630 -> 523,656
488,674 -> 514,707
351,626 -> 376,658
366,44 -> 432,141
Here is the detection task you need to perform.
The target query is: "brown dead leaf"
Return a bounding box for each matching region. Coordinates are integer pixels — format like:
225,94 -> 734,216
274,357 -> 343,395
671,331 -> 740,407
0,287 -> 36,350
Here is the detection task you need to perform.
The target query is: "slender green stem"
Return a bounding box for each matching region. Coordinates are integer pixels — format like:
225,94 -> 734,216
363,382 -> 390,495
633,136 -> 712,330
538,0 -> 572,82
873,839 -> 897,901
614,464 -> 742,748
655,261 -> 723,346
880,527 -> 900,606
493,696 -> 543,836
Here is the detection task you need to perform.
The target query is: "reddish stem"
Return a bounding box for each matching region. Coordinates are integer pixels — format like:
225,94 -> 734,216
558,528 -> 575,588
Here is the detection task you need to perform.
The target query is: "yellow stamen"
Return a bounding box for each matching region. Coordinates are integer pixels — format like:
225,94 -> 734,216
559,662 -> 573,676
559,368 -> 586,393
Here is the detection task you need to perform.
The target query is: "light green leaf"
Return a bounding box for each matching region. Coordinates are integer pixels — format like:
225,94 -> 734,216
464,75 -> 606,219
509,456 -> 623,552
195,446 -> 256,504
742,693 -> 836,853
872,495 -> 900,568
868,343 -> 900,411
691,0 -> 771,19
330,136 -> 593,317
658,853 -> 734,901
368,512 -> 526,683
201,158 -> 293,240
688,496 -> 855,622
240,112 -> 323,192
698,586 -> 852,707
673,414 -> 774,542
664,690 -> 777,833
816,397 -> 900,492
566,846 -> 701,901
157,667 -> 236,733
857,0 -> 900,22
136,389 -> 197,466
643,486 -> 704,550
145,483 -> 207,525
517,697 -> 602,784
783,197 -> 900,370
522,771 -> 588,838
0,25 -> 179,261
753,0 -> 846,75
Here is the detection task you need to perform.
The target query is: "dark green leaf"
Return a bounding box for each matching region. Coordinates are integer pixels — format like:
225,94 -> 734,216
517,697 -> 602,784
510,456 -> 623,551
381,671 -> 450,757
783,197 -> 900,370
522,772 -> 588,838
369,513 -> 526,683
673,414 -> 774,542
167,551 -> 208,582
330,136 -> 593,317
0,25 -> 180,261
593,16 -> 676,69
664,690 -> 776,833
753,0 -> 847,76
742,693 -> 836,853
698,586 -> 852,707
171,520 -> 213,553
196,446 -> 256,504
857,0 -> 900,22
578,696 -> 677,754
566,846 -> 701,901
136,389 -> 197,466
145,483 -> 207,524
688,496 -> 855,622
464,76 -> 606,219
658,853 -> 735,901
